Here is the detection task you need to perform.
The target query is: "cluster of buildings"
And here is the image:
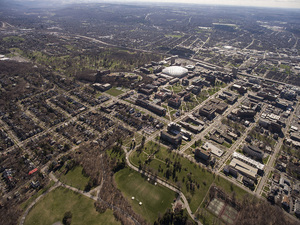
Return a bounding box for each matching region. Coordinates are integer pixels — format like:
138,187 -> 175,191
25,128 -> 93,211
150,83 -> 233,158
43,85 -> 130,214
198,98 -> 228,120
160,122 -> 192,146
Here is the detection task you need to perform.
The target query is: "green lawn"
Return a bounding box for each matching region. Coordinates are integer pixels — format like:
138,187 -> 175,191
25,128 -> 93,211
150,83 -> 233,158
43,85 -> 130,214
21,181 -> 55,210
214,176 -> 248,201
130,141 -> 215,212
130,141 -> 249,214
263,155 -> 270,165
115,167 -> 175,224
24,187 -> 119,225
57,166 -> 90,190
105,87 -> 124,96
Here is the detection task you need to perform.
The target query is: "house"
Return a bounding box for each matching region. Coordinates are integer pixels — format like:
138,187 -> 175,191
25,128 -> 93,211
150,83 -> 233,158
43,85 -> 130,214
31,180 -> 40,189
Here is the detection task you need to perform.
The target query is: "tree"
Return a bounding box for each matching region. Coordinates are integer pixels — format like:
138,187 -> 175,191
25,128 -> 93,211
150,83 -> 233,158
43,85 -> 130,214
62,211 -> 72,225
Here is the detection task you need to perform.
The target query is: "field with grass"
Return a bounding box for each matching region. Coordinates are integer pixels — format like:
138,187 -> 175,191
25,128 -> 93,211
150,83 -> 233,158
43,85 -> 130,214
24,187 -> 119,225
56,166 -> 90,190
115,167 -> 175,224
130,141 -> 215,212
105,87 -> 124,96
21,181 -> 55,210
130,141 -> 249,214
214,176 -> 248,201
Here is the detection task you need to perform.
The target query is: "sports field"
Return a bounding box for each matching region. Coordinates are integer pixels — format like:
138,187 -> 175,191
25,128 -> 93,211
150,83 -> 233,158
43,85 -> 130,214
115,167 -> 175,224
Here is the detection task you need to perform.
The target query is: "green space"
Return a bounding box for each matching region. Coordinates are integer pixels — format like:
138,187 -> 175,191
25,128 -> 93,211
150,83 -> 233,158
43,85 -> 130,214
24,187 -> 119,225
249,129 -> 276,148
171,83 -> 183,93
56,166 -> 90,190
263,155 -> 270,165
130,141 -> 215,212
114,167 -> 175,224
105,87 -> 124,96
222,142 -> 232,148
221,118 -> 245,133
185,147 -> 194,156
207,87 -> 220,96
21,181 -> 55,210
263,186 -> 270,192
3,36 -> 25,42
124,133 -> 144,148
198,207 -> 220,225
130,141 -> 249,214
214,176 -> 248,201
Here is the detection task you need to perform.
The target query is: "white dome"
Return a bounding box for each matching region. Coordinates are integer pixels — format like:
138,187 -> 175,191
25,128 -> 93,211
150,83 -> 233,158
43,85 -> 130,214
162,66 -> 188,77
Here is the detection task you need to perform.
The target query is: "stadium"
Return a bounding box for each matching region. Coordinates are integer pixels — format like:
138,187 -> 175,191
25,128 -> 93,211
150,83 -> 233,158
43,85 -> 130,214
161,66 -> 188,78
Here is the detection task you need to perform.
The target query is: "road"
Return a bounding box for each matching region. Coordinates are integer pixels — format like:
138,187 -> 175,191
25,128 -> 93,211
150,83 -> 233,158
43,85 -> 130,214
178,84 -> 242,154
255,101 -> 299,195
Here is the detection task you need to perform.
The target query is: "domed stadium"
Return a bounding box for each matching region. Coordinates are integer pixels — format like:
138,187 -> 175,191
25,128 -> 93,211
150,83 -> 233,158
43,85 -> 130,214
162,66 -> 188,77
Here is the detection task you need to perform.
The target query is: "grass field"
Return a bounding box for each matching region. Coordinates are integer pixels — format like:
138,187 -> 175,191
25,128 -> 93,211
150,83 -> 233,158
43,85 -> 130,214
130,141 -> 215,212
24,187 -> 119,225
214,176 -> 248,201
21,181 -> 55,210
130,141 -> 249,213
115,167 -> 175,224
57,166 -> 90,190
105,87 -> 124,96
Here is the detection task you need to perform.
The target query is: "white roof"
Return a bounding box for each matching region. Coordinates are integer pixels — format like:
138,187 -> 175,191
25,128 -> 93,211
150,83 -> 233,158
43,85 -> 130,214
162,66 -> 188,77
233,152 -> 264,170
202,142 -> 224,157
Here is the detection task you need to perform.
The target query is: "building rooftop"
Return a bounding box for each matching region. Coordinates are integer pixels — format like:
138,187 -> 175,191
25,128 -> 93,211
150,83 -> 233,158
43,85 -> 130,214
162,66 -> 188,77
202,142 -> 224,157
233,152 -> 264,170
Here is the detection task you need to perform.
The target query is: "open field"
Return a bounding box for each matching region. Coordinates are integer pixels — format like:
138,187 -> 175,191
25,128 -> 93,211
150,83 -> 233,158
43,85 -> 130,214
105,87 -> 124,96
130,141 -> 248,213
214,176 -> 248,201
56,166 -> 90,190
115,167 -> 175,224
130,141 -> 215,212
24,187 -> 119,225
20,181 -> 55,210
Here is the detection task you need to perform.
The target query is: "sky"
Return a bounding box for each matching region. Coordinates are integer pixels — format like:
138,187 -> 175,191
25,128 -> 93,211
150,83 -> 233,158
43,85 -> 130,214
15,0 -> 300,9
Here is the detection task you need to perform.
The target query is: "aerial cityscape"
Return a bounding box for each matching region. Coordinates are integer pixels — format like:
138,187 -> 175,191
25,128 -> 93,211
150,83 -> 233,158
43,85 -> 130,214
1,0 -> 300,224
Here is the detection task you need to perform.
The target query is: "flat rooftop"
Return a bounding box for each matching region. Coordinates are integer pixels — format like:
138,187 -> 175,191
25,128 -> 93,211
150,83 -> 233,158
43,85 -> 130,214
233,152 -> 264,170
202,142 -> 224,157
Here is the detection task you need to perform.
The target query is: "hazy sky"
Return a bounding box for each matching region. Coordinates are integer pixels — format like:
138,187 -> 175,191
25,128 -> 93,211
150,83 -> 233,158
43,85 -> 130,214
56,0 -> 300,8
15,0 -> 300,9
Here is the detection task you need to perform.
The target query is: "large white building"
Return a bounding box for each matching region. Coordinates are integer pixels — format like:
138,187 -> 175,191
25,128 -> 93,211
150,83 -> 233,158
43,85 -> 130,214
162,66 -> 188,78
